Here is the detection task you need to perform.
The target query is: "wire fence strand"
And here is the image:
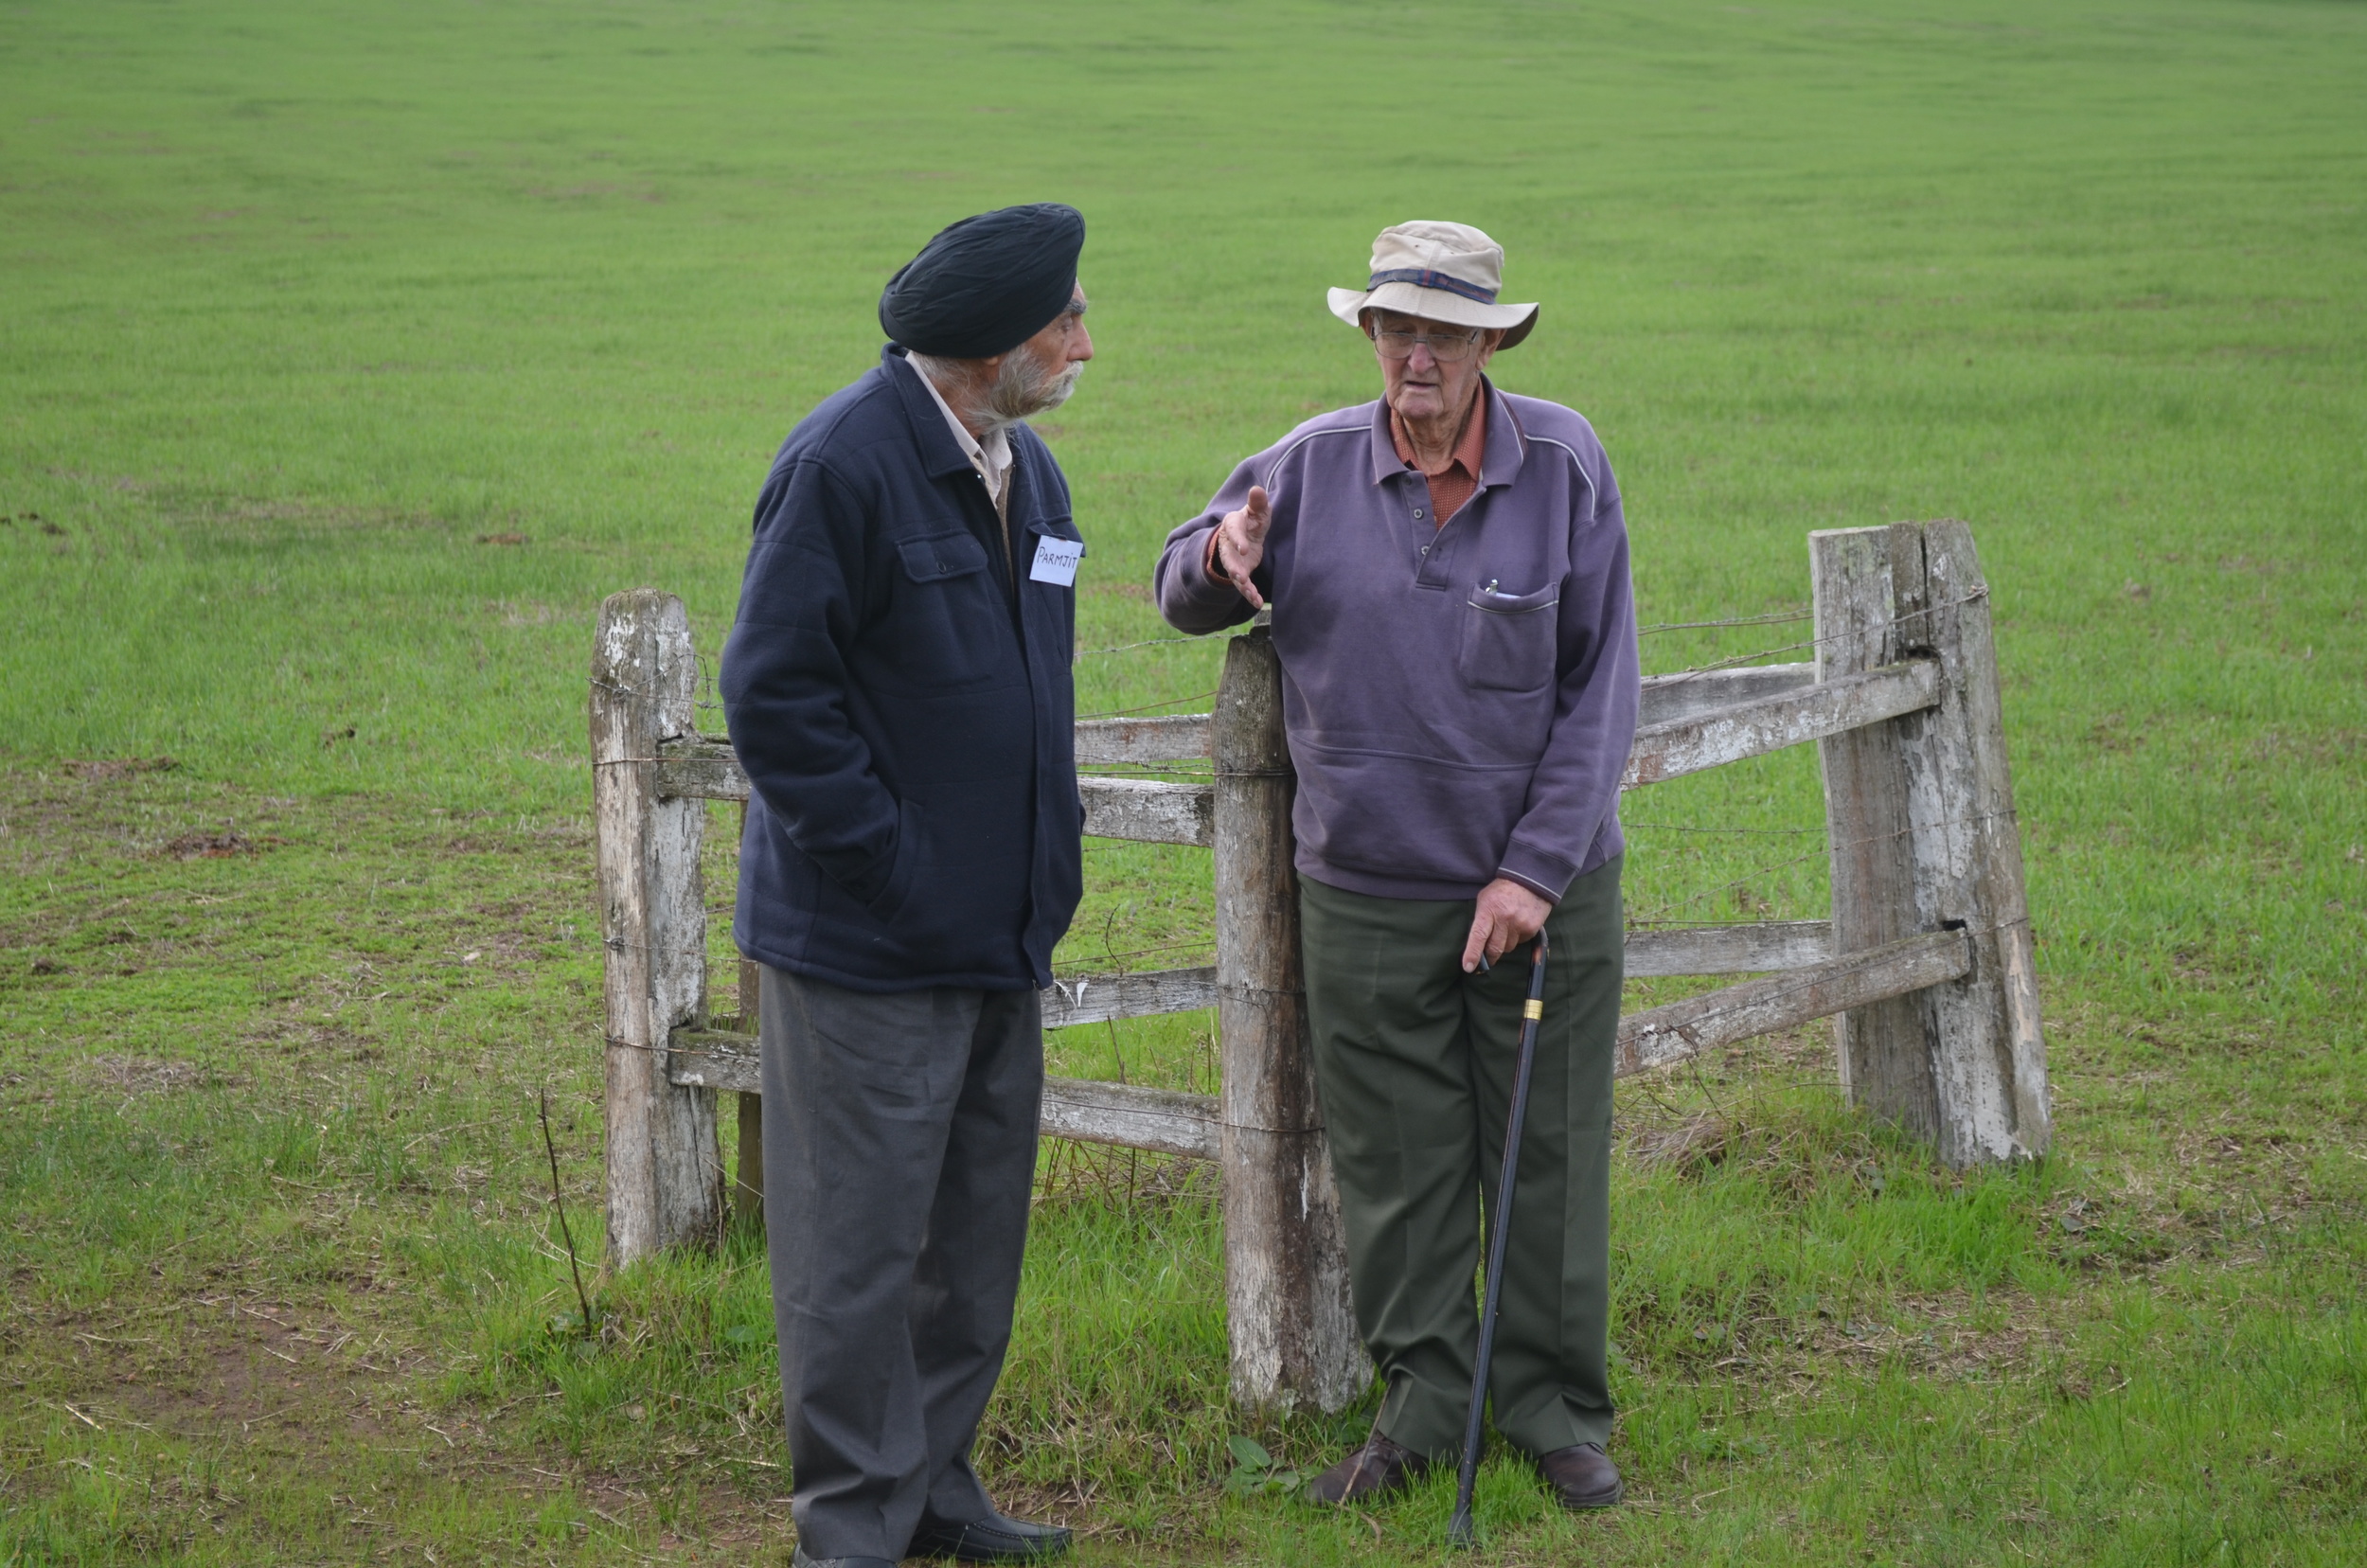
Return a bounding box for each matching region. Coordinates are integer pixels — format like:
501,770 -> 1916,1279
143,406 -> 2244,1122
1645,587 -> 1987,687
1622,821 -> 1824,837
1625,806 -> 2016,927
1077,689 -> 1220,721
1076,634 -> 1205,658
1638,608 -> 1811,637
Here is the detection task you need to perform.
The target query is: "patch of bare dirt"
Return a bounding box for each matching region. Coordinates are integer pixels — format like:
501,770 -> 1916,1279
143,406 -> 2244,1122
237,1015 -> 371,1060
73,1053 -> 224,1096
160,829 -> 279,859
1627,1114 -> 1732,1171
1787,1290 -> 2067,1383
34,1293 -> 421,1449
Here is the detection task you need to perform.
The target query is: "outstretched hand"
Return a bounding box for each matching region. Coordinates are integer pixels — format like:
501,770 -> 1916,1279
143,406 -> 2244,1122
1462,877 -> 1552,973
1212,485 -> 1272,610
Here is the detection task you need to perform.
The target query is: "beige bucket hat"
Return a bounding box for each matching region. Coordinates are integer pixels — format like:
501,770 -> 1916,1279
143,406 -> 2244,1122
1326,220 -> 1539,350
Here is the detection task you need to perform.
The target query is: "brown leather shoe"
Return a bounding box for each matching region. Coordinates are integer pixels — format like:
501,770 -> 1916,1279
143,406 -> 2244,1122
1307,1432 -> 1433,1505
1537,1442 -> 1623,1509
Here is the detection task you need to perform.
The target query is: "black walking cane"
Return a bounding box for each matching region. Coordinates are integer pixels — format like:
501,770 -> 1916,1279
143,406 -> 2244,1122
1447,930 -> 1549,1551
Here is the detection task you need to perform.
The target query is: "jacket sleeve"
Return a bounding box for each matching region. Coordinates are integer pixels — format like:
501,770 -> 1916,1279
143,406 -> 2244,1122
1496,460 -> 1642,903
721,456 -> 905,911
1152,452 -> 1271,634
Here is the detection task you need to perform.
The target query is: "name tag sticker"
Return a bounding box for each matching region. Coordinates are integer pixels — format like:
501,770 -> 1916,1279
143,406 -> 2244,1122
1029,535 -> 1084,587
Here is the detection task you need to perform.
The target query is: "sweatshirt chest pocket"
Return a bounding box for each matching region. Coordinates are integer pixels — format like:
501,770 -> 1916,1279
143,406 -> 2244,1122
1457,582 -> 1559,693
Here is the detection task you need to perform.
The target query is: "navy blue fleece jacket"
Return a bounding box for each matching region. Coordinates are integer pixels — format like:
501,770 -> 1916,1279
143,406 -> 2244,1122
722,347 -> 1084,991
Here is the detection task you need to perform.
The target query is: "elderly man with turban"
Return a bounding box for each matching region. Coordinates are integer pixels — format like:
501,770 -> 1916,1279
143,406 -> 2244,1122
722,204 -> 1094,1567
1155,222 -> 1640,1512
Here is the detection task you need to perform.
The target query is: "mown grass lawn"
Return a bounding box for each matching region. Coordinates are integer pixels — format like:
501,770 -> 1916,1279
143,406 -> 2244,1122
3,1 -> 2362,1563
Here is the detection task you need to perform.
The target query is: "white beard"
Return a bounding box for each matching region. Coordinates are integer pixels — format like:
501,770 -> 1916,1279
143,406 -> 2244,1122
980,351 -> 1083,432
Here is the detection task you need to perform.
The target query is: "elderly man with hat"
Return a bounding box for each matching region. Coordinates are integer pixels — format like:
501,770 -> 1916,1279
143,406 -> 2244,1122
1155,221 -> 1640,1511
721,203 -> 1094,1567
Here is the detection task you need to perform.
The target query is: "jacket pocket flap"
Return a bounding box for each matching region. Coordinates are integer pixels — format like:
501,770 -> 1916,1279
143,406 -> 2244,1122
1026,515 -> 1083,543
897,531 -> 990,582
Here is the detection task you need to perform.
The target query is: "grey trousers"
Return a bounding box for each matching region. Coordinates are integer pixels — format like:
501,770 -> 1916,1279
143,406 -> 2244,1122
758,964 -> 1042,1562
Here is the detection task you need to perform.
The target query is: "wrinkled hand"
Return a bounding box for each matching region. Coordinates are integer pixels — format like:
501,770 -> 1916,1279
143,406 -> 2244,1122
1462,877 -> 1552,973
1211,485 -> 1272,610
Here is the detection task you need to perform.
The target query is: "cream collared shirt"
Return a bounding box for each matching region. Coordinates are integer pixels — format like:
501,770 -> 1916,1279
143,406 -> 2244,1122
906,356 -> 1013,519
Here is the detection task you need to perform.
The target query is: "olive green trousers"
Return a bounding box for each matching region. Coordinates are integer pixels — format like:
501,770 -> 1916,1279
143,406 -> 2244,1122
1300,857 -> 1623,1460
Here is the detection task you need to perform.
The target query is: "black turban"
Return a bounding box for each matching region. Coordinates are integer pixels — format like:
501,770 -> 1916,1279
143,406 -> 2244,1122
878,203 -> 1086,360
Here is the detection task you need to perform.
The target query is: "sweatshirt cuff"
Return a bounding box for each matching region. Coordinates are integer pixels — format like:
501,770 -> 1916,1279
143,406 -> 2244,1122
1497,839 -> 1579,904
1171,521 -> 1245,610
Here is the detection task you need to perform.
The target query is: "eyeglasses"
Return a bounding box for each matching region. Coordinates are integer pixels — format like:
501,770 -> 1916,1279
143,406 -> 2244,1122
1370,326 -> 1486,363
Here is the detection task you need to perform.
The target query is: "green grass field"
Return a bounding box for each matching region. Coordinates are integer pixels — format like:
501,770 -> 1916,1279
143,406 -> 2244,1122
3,0 -> 2363,1562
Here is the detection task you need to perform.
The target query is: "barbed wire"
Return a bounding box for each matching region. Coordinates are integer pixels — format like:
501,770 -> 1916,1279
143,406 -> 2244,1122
1076,634 -> 1203,658
1061,938 -> 1215,965
1622,821 -> 1824,837
1077,689 -> 1219,721
1623,917 -> 1825,930
1078,764 -> 1217,782
1645,587 -> 1987,687
1625,806 -> 2016,927
1638,608 -> 1811,637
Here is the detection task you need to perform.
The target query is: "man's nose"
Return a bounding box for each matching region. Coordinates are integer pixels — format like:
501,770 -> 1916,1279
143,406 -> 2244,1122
1071,323 -> 1095,363
1405,341 -> 1438,372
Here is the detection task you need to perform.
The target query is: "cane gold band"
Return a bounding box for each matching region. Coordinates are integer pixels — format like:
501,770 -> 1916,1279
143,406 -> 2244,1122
1522,1000 -> 1543,1021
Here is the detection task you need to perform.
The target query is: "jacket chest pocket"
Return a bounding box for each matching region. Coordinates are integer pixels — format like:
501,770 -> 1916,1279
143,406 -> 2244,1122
897,529 -> 993,584
1457,581 -> 1559,693
890,529 -> 1010,686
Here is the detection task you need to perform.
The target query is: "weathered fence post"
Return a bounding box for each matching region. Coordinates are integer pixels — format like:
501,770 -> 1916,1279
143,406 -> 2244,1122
1810,523 -> 2051,1164
733,1053 -> 765,1231
732,802 -> 765,1233
592,589 -> 724,1263
1212,624 -> 1369,1411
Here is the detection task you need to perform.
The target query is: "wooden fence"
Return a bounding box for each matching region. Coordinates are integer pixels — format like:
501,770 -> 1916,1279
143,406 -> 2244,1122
591,518 -> 2050,1414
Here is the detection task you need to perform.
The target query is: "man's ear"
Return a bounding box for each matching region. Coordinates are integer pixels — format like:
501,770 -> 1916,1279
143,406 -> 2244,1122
972,351 -> 1006,383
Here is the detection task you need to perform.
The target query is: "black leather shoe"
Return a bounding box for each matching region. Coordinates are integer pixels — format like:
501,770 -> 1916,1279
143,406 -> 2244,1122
1537,1441 -> 1624,1508
909,1508 -> 1073,1561
791,1548 -> 898,1568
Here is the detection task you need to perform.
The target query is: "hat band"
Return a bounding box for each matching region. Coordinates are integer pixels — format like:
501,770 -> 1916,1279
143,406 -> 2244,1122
1367,267 -> 1498,305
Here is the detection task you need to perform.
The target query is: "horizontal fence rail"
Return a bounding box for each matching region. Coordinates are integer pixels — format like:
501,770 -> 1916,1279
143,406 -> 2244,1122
1615,927 -> 1971,1078
658,916 -> 1845,1167
666,1032 -> 1223,1162
1073,713 -> 1212,765
594,519 -> 2049,1415
1620,659 -> 1940,790
663,925 -> 1950,1162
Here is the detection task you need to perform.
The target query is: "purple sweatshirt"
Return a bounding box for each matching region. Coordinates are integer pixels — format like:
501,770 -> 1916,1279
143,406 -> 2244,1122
1154,383 -> 1639,903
